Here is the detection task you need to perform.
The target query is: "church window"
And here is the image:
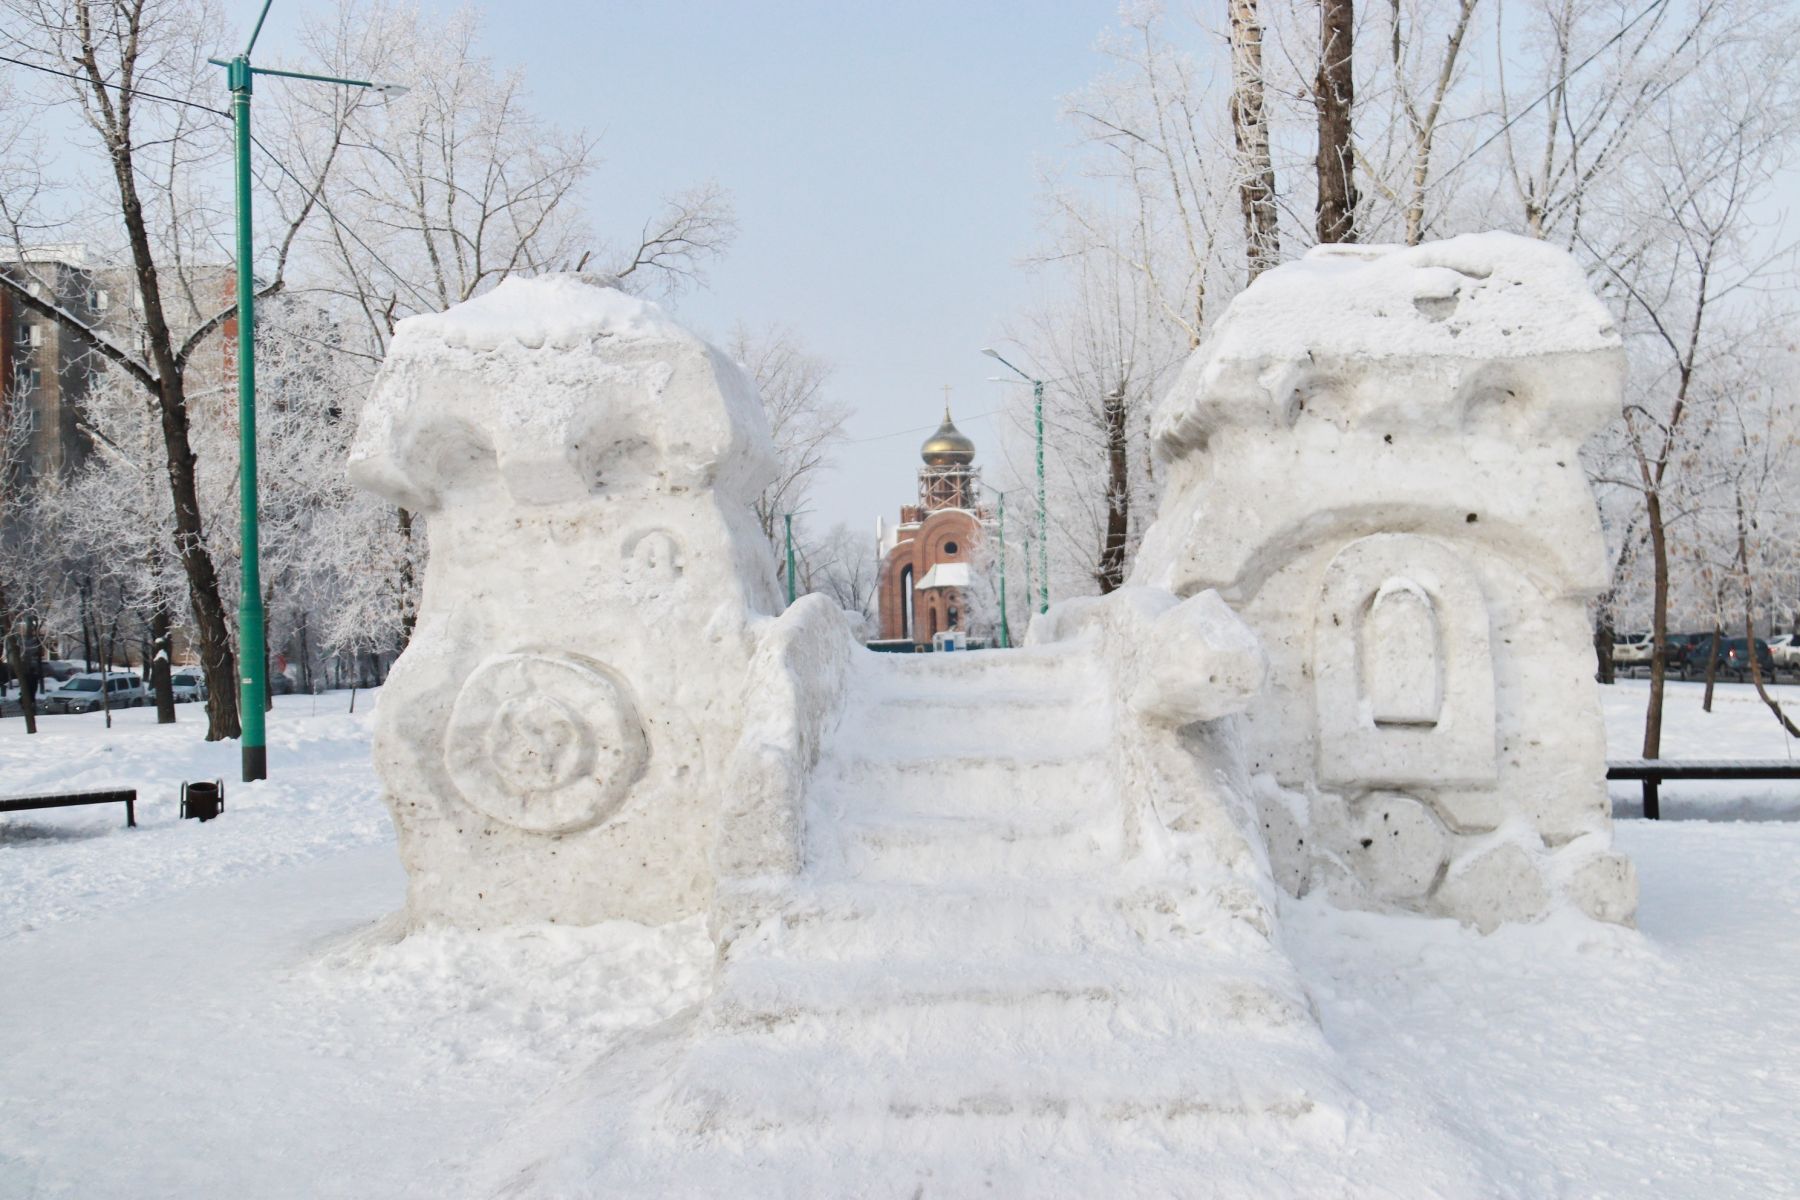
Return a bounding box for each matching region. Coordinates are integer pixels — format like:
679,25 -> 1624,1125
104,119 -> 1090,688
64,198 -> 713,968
943,541 -> 958,556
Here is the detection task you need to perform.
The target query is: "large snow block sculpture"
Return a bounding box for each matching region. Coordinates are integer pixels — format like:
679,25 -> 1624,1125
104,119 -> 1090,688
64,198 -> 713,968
349,276 -> 780,928
1132,233 -> 1636,929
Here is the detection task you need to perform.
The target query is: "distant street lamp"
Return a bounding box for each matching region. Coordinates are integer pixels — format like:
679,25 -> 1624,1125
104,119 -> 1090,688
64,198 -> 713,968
982,348 -> 1049,615
785,512 -> 798,606
209,0 -> 406,782
988,486 -> 1012,649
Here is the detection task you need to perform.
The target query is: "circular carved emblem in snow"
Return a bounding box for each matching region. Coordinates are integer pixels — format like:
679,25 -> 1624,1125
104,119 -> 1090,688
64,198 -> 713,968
443,652 -> 648,833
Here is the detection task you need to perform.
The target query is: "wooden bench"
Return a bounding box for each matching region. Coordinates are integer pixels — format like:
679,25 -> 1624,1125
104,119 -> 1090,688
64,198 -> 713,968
0,788 -> 138,828
1606,760 -> 1800,820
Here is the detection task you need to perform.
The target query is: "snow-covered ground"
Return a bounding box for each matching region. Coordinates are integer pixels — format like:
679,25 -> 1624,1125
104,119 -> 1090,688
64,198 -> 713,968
1,680 -> 1796,1197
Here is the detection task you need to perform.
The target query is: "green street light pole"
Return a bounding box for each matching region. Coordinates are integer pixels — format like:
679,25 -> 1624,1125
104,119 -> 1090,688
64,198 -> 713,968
212,2 -> 404,781
982,348 -> 1049,615
785,512 -> 797,606
994,488 -> 1010,648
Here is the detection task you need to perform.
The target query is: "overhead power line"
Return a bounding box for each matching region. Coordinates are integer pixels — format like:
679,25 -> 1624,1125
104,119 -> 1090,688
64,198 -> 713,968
0,51 -> 438,316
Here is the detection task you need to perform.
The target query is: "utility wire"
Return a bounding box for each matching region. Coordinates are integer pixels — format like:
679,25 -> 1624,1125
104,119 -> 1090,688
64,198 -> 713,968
1438,0 -> 1670,185
847,406 -> 1005,444
0,50 -> 439,317
0,53 -> 228,116
246,132 -> 439,315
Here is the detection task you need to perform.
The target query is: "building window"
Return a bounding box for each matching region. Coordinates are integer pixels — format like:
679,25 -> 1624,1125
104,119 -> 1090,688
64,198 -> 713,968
942,541 -> 958,556
27,369 -> 42,391
28,324 -> 42,348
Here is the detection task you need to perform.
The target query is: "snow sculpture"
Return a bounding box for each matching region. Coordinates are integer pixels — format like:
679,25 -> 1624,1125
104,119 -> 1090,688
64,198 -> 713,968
349,275 -> 780,928
1132,233 -> 1637,930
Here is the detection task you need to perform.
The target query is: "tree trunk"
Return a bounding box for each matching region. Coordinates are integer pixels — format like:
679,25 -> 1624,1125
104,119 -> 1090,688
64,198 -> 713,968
299,614 -> 313,694
397,507 -> 419,648
1315,0 -> 1358,244
74,13 -> 242,742
99,619 -> 115,730
2,587 -> 38,735
1229,0 -> 1281,280
1642,491 -> 1669,759
1098,385 -> 1130,594
264,583 -> 275,714
1701,614 -> 1722,712
151,605 -> 175,723
1593,604 -> 1615,684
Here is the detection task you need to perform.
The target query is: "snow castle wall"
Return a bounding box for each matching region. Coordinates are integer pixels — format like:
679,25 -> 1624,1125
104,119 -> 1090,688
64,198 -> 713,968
349,276 -> 782,928
1131,233 -> 1637,931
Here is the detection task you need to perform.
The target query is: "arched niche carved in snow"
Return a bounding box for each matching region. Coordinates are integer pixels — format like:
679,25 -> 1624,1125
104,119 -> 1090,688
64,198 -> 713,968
1314,534 -> 1496,788
1362,579 -> 1441,726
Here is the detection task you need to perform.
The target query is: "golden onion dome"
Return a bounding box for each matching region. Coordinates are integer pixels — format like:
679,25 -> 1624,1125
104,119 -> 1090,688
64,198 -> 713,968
921,408 -> 976,466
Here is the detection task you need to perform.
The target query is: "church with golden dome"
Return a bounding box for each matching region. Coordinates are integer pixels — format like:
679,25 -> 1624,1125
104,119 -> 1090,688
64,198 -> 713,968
874,408 -> 991,649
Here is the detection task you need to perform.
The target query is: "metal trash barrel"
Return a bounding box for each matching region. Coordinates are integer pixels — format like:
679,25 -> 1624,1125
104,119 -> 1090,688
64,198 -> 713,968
180,779 -> 225,822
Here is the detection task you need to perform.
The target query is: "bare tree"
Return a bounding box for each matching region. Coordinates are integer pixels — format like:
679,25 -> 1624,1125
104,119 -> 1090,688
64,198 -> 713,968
809,523 -> 879,623
729,323 -> 846,558
1063,7 -> 1244,348
1315,0 -> 1358,242
0,0 -> 354,738
1229,0 -> 1281,277
1580,59 -> 1797,759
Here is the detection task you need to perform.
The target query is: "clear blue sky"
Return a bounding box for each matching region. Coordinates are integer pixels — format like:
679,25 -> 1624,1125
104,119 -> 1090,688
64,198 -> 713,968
466,1 -> 1122,538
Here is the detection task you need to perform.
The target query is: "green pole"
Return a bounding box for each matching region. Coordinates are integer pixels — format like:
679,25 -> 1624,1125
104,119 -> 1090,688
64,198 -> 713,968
1034,379 -> 1047,614
996,490 -> 1010,649
230,55 -> 267,782
785,513 -> 796,606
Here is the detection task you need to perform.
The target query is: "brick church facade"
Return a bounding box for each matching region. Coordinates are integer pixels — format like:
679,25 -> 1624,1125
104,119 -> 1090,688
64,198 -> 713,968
874,409 -> 990,647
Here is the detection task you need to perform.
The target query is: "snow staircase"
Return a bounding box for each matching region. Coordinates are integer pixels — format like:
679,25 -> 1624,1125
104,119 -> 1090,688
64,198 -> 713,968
489,644 -> 1472,1196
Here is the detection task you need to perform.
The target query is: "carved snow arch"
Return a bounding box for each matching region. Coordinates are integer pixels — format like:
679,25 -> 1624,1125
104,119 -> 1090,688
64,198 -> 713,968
1314,534 -> 1497,788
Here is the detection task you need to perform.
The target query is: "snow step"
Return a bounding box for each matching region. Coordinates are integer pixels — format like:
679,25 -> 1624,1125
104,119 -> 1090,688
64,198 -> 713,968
810,757 -> 1113,822
662,1031 -> 1342,1131
818,810 -> 1124,881
836,702 -> 1105,755
709,881 -> 1274,964
704,952 -> 1314,1035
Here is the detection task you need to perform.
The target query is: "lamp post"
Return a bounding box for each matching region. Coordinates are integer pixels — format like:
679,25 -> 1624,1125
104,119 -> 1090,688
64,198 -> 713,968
785,512 -> 797,606
210,2 -> 405,781
992,488 -> 1011,649
982,348 -> 1049,615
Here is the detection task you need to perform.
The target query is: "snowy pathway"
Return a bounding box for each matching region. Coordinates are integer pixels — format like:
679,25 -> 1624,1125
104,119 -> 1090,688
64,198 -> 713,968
3,680 -> 1799,1197
484,646 -> 1486,1196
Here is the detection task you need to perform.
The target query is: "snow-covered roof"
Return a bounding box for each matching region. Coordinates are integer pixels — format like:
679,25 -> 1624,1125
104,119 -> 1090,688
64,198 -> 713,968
915,562 -> 971,590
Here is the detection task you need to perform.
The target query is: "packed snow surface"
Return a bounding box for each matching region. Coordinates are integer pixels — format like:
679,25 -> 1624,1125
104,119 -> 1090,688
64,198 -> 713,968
1198,231 -> 1621,364
1,678 -> 1797,1196
390,274 -> 685,351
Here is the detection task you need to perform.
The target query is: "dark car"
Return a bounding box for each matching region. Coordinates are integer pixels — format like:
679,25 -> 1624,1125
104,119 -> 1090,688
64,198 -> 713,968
1682,636 -> 1776,681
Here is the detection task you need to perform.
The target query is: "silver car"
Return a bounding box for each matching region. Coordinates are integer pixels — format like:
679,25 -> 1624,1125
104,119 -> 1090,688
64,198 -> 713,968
45,671 -> 148,714
169,669 -> 208,703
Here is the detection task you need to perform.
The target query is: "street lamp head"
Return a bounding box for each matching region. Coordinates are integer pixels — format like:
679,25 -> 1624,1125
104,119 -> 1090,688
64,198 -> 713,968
981,347 -> 1002,359
371,82 -> 410,97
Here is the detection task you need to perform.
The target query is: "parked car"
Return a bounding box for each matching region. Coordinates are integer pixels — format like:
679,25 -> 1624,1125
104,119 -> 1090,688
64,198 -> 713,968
1611,632 -> 1654,666
168,669 -> 207,703
1767,634 -> 1800,669
1681,636 -> 1776,681
44,671 -> 147,714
